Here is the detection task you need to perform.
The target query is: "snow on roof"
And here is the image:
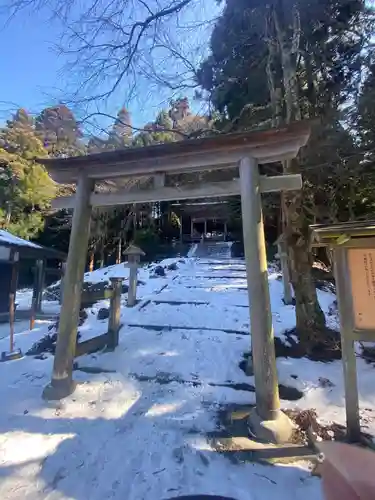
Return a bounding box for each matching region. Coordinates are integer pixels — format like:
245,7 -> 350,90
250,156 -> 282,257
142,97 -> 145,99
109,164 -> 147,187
0,230 -> 42,249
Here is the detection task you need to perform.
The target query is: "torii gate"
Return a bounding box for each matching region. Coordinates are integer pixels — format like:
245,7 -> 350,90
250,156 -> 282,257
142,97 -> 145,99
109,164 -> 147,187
39,122 -> 311,443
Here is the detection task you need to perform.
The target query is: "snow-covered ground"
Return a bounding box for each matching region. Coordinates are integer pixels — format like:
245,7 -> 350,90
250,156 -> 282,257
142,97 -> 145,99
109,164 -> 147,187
0,251 -> 374,500
0,318 -> 54,342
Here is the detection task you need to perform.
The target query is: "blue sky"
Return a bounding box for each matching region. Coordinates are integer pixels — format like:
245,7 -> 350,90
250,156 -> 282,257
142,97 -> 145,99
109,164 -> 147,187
0,9 -> 64,118
0,1 -> 219,133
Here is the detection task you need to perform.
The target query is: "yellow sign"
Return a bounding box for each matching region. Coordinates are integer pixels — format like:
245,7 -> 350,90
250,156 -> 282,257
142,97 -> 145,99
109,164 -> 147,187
348,248 -> 375,330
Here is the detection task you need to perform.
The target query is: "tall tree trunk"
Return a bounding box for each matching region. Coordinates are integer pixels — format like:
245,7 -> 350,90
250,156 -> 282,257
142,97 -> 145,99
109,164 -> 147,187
282,160 -> 326,340
273,3 -> 326,343
99,247 -> 105,268
116,237 -> 122,264
88,251 -> 95,272
302,45 -> 317,118
265,9 -> 282,127
5,207 -> 11,226
99,236 -> 105,268
348,181 -> 355,220
122,205 -> 135,249
273,4 -> 301,123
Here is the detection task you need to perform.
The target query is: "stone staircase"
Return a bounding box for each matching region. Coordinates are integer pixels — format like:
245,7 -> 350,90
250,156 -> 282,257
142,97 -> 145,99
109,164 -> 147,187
194,241 -> 233,259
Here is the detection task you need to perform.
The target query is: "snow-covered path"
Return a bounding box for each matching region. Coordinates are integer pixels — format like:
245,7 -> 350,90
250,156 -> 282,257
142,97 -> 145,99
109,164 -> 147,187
0,254 -> 373,499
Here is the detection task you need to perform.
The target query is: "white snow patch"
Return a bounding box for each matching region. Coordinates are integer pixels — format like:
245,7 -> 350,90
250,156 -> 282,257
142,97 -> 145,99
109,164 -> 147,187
0,252 -> 353,500
145,402 -> 186,417
0,319 -> 53,350
83,262 -> 148,284
0,230 -> 42,249
278,355 -> 375,433
82,256 -> 184,286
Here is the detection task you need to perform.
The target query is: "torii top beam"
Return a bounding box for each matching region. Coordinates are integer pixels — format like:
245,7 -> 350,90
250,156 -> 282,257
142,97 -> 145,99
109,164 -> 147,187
38,121 -> 311,184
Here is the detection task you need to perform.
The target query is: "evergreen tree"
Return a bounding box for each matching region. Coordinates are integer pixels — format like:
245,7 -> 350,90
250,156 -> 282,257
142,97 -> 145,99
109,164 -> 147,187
106,108 -> 133,150
35,209 -> 72,252
132,110 -> 177,146
35,104 -> 84,156
12,108 -> 34,128
358,64 -> 375,155
351,63 -> 375,218
0,109 -> 55,238
155,110 -> 173,130
197,0 -> 373,346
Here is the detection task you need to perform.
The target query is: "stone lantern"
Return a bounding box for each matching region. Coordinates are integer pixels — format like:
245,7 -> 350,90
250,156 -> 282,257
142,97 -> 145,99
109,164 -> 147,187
124,244 -> 145,307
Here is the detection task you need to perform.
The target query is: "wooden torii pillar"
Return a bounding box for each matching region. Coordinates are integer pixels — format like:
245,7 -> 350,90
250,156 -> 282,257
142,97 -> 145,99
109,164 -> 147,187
239,157 -> 295,442
43,173 -> 95,400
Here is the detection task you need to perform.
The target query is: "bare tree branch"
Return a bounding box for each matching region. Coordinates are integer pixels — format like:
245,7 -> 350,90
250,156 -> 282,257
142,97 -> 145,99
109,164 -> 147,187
81,100 -> 268,145
4,0 -> 200,107
104,0 -> 194,97
3,0 -> 222,127
81,111 -> 189,137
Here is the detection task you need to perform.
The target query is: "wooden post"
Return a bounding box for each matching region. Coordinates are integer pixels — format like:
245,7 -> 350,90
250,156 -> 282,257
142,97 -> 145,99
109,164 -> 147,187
204,219 -> 207,237
179,216 -> 183,243
9,250 -> 19,353
224,222 -> 228,241
59,261 -> 67,305
190,218 -> 194,240
43,173 -> 94,400
32,266 -> 38,312
33,259 -> 45,313
239,157 -> 292,442
1,252 -> 23,361
29,297 -> 36,331
239,157 -> 279,419
277,240 -> 293,305
333,247 -> 361,442
9,292 -> 15,351
108,278 -> 122,349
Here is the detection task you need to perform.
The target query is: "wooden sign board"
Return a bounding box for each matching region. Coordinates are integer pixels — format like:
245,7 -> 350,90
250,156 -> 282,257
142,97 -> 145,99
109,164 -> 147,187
348,248 -> 375,330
